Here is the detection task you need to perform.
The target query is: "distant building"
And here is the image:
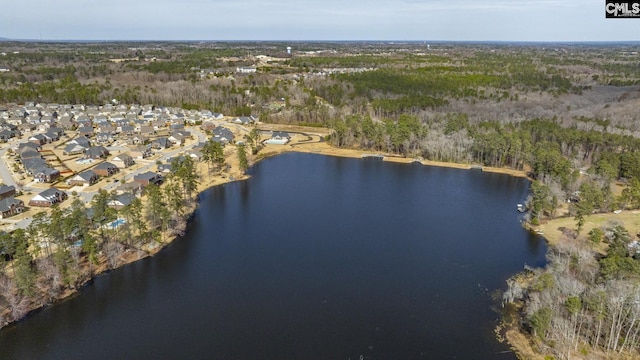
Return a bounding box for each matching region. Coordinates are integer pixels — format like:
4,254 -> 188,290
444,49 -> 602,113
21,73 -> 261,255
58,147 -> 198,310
236,66 -> 257,74
264,131 -> 291,145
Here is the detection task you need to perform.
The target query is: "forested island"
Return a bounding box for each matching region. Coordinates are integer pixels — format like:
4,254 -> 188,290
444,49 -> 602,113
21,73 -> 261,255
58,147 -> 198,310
1,40 -> 640,359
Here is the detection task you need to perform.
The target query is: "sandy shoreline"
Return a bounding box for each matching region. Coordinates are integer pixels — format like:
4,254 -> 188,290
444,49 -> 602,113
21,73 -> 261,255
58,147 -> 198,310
0,129 -> 533,355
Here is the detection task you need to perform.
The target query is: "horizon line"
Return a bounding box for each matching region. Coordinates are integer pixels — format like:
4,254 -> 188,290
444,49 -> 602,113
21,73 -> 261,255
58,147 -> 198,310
2,38 -> 640,44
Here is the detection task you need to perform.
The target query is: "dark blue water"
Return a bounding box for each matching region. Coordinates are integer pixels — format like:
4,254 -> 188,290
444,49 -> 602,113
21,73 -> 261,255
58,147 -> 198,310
0,153 -> 546,359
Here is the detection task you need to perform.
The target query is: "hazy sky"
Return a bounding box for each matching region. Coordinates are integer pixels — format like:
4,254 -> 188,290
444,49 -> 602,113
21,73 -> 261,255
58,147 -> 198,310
1,0 -> 638,41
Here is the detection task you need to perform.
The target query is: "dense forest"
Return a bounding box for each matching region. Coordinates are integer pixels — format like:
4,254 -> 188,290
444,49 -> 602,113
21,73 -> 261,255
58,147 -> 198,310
2,41 -> 640,358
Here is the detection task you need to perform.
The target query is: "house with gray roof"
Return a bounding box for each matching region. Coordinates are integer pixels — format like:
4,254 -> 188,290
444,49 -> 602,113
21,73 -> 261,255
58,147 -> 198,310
33,167 -> 61,183
68,135 -> 91,147
64,143 -> 88,155
107,193 -> 137,210
232,116 -> 257,125
28,133 -> 47,145
129,145 -> 152,159
0,197 -> 24,219
77,126 -> 94,137
264,131 -> 291,145
22,158 -> 47,174
212,126 -> 234,144
17,142 -> 41,154
134,171 -> 163,186
29,188 -> 68,207
0,185 -> 16,200
94,162 -> 119,177
112,153 -> 134,169
85,146 -> 109,159
96,132 -> 114,145
0,130 -> 13,142
151,137 -> 170,150
43,130 -> 60,143
68,170 -> 99,186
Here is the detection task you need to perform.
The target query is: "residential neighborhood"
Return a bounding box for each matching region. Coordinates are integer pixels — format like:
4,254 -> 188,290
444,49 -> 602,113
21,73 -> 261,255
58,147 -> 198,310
0,102 -> 267,231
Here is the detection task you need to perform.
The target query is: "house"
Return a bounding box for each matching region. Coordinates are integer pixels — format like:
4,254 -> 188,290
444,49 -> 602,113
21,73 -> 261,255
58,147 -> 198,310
133,171 -> 163,186
112,153 -> 135,169
58,116 -> 74,130
63,143 -> 89,155
97,124 -> 116,134
0,184 -> 16,200
212,126 -> 234,144
33,167 -> 61,183
6,117 -> 23,126
130,145 -> 152,159
68,135 -> 91,147
127,134 -> 148,145
201,121 -> 216,132
264,131 -> 291,145
185,149 -> 202,161
236,66 -> 257,74
68,170 -> 99,186
29,188 -> 68,207
168,132 -> 185,145
157,163 -> 173,173
28,133 -> 47,145
43,130 -> 60,142
36,122 -> 51,133
22,157 -> 47,174
232,116 -> 257,125
17,123 -> 36,134
85,146 -> 110,159
151,120 -> 165,130
0,129 -> 13,142
96,132 -> 115,145
20,148 -> 42,160
151,137 -> 170,150
169,123 -> 185,132
138,125 -> 155,136
93,115 -> 109,124
0,197 -> 24,219
116,181 -> 144,196
93,162 -> 119,177
77,126 -> 95,137
48,126 -> 65,137
107,193 -> 137,210
17,142 -> 41,154
120,125 -> 135,136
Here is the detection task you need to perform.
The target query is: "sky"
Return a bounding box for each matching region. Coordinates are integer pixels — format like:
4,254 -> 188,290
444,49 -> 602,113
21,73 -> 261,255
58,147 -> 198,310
1,0 -> 639,42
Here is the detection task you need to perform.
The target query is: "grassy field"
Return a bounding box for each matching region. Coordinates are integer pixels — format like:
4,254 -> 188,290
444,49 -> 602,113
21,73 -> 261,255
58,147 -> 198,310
538,210 -> 640,247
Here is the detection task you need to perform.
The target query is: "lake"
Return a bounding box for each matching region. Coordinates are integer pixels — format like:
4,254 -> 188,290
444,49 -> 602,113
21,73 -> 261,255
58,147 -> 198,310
0,153 -> 547,359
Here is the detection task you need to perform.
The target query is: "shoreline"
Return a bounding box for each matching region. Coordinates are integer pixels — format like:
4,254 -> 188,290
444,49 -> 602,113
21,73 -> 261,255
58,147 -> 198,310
0,137 -> 535,358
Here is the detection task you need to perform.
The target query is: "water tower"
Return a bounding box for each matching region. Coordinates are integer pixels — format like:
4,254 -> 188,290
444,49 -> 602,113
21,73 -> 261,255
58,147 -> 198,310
286,46 -> 292,55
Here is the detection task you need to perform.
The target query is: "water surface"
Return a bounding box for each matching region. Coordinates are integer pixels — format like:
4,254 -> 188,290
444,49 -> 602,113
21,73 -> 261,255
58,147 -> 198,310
0,153 -> 546,359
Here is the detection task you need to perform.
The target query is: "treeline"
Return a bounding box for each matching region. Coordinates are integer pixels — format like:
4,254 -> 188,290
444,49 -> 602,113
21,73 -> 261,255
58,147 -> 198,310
330,114 -> 640,184
0,74 -> 106,105
0,156 -> 200,328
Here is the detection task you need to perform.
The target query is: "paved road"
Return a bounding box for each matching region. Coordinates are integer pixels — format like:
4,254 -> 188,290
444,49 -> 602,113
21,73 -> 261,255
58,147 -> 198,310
0,148 -> 17,188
